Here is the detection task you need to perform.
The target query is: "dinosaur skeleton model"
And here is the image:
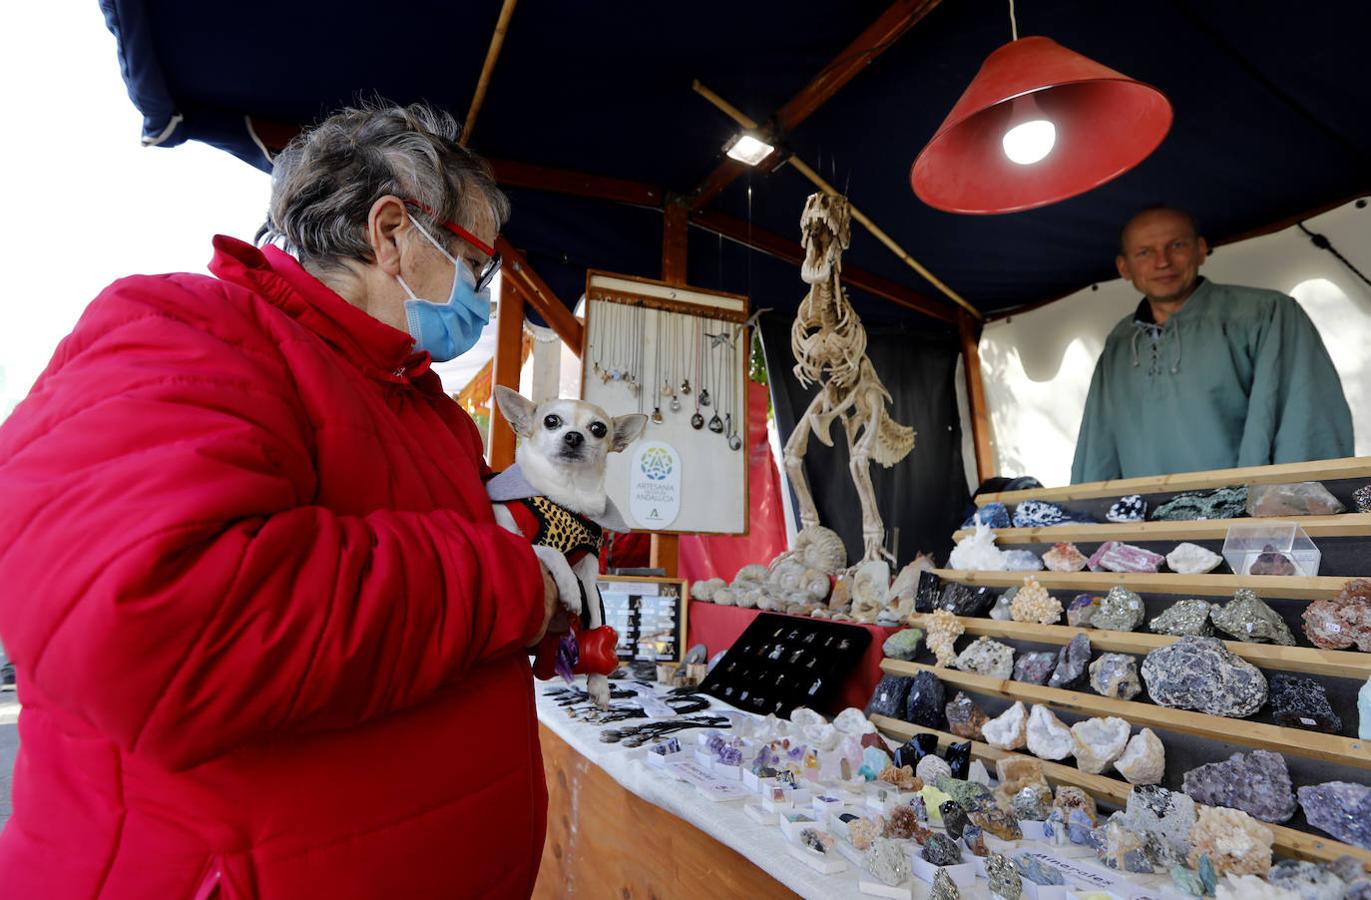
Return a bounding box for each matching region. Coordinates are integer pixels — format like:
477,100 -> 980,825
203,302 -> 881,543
783,193 -> 916,564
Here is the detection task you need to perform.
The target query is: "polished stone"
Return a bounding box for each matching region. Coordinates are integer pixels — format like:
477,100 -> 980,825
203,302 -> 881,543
892,731 -> 938,769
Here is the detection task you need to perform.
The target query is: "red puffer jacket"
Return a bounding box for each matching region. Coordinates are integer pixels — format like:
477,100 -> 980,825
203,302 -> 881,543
0,237 -> 548,898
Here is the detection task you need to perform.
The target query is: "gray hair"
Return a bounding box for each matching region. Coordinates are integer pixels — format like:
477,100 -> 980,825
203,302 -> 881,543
261,100 -> 510,272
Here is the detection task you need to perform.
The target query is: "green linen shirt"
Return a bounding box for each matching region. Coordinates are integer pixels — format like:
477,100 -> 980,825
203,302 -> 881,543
1070,278 -> 1353,484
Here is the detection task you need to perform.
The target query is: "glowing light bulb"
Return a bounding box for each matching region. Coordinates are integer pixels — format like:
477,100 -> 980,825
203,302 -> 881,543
1002,118 -> 1056,165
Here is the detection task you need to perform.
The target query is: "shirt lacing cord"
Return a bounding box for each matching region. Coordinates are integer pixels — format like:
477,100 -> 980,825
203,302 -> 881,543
1130,322 -> 1182,376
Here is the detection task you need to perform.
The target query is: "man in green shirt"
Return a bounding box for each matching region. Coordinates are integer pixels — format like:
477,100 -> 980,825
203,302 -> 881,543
1070,206 -> 1353,484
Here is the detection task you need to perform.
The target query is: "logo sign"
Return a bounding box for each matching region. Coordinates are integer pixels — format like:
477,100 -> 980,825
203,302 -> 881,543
628,441 -> 682,529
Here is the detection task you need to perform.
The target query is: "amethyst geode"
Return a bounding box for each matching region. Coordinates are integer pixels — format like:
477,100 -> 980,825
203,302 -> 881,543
1181,750 -> 1297,823
1298,782 -> 1371,850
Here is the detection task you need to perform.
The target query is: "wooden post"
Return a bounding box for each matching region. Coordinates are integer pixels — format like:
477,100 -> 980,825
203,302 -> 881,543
650,198 -> 690,577
488,281 -> 526,469
959,309 -> 995,484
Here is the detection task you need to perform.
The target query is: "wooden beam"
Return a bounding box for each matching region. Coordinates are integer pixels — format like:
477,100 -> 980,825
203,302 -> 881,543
461,0 -> 520,145
688,208 -> 958,325
687,0 -> 942,211
930,568 -> 1347,601
953,512 -> 1371,544
959,310 -> 994,483
651,198 -> 690,577
488,282 -> 526,468
496,236 -> 584,355
489,158 -> 663,208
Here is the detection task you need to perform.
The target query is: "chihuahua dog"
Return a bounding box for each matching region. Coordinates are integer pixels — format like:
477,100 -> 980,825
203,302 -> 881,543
487,386 -> 647,707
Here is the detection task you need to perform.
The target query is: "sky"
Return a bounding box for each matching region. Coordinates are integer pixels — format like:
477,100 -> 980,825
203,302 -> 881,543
0,4 -> 496,421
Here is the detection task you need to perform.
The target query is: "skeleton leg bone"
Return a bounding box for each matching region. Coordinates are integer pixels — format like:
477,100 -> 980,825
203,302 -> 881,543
783,404 -> 822,530
847,399 -> 893,564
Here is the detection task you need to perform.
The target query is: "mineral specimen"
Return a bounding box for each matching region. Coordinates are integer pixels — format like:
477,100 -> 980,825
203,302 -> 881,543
938,581 -> 993,617
930,867 -> 962,900
1167,542 -> 1225,574
945,740 -> 972,779
1121,785 -> 1197,855
948,521 -> 1007,571
800,827 -> 830,853
1098,819 -> 1179,873
1150,486 -> 1248,521
945,692 -> 989,740
934,775 -> 994,813
1150,599 -> 1216,636
1093,585 -> 1147,632
1269,673 -> 1342,733
1212,589 -> 1297,645
986,851 -> 1022,899
964,503 -> 1011,529
1014,499 -> 1090,528
1114,728 -> 1166,785
926,609 -> 964,667
1362,677 -> 1371,740
1070,716 -> 1131,774
1043,542 -> 1089,573
1042,809 -> 1069,846
1268,859 -> 1348,900
1088,541 -> 1165,573
905,671 -> 947,730
962,824 -> 988,858
866,675 -> 912,719
883,627 -> 924,661
1357,483 -> 1371,514
1298,782 -> 1371,850
1171,855 -> 1219,898
878,764 -> 921,791
996,757 -> 1047,800
941,800 -> 970,839
892,732 -> 939,769
849,816 -> 883,850
1012,784 -> 1053,821
1048,634 -> 1092,689
1066,593 -> 1103,627
886,804 -> 932,842
1014,651 -> 1057,685
1010,577 -> 1062,624
1141,637 -> 1267,717
970,806 -> 1022,841
921,833 -> 964,866
916,570 -> 944,613
1004,550 -> 1045,571
1053,785 -> 1098,825
920,785 -> 953,825
1248,545 -> 1298,576
1016,854 -> 1066,886
1302,579 -> 1371,651
1247,482 -> 1345,517
1026,706 -> 1074,760
1108,494 -> 1148,523
916,754 -> 952,786
1215,874 -> 1300,899
863,838 -> 911,886
983,701 -> 1029,750
1089,653 -> 1142,700
1188,806 -> 1274,876
990,590 -> 1015,620
860,746 -> 894,780
1067,809 -> 1095,844
954,637 -> 1015,680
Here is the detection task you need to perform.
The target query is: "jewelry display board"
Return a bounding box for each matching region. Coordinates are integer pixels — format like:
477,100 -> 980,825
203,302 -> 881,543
581,271 -> 749,535
598,575 -> 688,664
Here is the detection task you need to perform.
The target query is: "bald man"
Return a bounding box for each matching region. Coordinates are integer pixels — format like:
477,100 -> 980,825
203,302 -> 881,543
1071,206 -> 1352,483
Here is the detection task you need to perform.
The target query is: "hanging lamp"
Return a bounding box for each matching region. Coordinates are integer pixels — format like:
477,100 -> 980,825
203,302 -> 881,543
910,16 -> 1172,214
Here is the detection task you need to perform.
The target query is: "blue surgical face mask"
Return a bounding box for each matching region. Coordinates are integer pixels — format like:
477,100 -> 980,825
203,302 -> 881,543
397,218 -> 491,362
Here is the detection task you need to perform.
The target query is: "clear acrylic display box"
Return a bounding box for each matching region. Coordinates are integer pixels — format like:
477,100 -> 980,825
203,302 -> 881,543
1221,521 -> 1320,576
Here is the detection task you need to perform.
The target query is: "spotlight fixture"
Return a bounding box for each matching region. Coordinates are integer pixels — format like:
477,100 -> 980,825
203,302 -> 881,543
724,131 -> 775,167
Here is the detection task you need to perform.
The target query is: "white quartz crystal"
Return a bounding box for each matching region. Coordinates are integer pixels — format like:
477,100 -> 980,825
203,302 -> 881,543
983,701 -> 1029,750
947,521 -> 1007,571
1070,717 -> 1131,774
1113,728 -> 1166,785
1026,705 -> 1075,761
1166,542 -> 1224,574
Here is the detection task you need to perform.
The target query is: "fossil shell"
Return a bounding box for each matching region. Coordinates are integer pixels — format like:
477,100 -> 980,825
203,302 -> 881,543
801,569 -> 832,602
713,587 -> 737,607
690,577 -> 725,601
793,525 -> 847,574
732,563 -> 769,587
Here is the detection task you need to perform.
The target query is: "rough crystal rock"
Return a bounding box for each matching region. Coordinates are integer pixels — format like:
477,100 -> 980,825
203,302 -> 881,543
1089,653 -> 1142,700
1012,784 -> 1053,821
983,701 -> 1029,750
1054,786 -> 1098,825
865,675 -> 912,719
1013,500 -> 1075,528
1088,541 -> 1165,574
930,867 -> 962,900
878,764 -> 921,791
1215,874 -> 1300,900
996,757 -> 1047,799
970,806 -> 1022,842
990,589 -> 1015,620
1014,651 -> 1057,685
1361,677 -> 1371,740
800,827 -> 830,854
1268,859 -> 1348,900
1298,781 -> 1371,850
1302,579 -> 1371,651
962,824 -> 988,858
943,692 -> 988,741
892,732 -> 938,769
916,570 -> 943,613
1357,484 -> 1371,514
1004,550 -> 1045,571
849,816 -> 883,850
1048,634 -> 1092,689
916,754 -> 951,786
1270,674 -> 1342,734
860,746 -> 895,780
1167,542 -> 1225,574
921,833 -> 964,866
1026,705 -> 1074,760
1093,585 -> 1147,632
1070,716 -> 1131,774
1043,542 -> 1089,573
935,775 -> 994,813
1042,809 -> 1069,846
1066,593 -> 1102,627
1248,482 -> 1345,517
969,760 -> 991,787
1114,728 -> 1166,785
1122,785 -> 1197,855
1098,819 -> 1179,873
940,800 -> 970,839
964,502 -> 1011,529
1010,577 -> 1062,625
926,609 -> 964,667
1108,494 -> 1148,523
1212,589 -> 1297,645
1249,545 -> 1299,576
1150,599 -> 1216,636
1067,809 -> 1095,845
1188,806 -> 1274,876
945,741 -> 972,780
1141,637 -> 1267,717
882,627 -> 923,661
948,521 -> 1007,571
1171,855 -> 1219,898
987,851 -> 1022,899
954,637 -> 1015,680
863,838 -> 911,886
885,805 -> 931,842
939,582 -> 996,617
1150,486 -> 1248,521
905,671 -> 947,730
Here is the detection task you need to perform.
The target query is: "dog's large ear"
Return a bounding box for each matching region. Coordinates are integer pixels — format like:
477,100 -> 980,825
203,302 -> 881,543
494,386 -> 536,438
609,413 -> 648,452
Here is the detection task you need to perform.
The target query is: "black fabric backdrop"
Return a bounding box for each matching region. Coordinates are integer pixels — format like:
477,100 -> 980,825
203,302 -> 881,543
761,314 -> 970,568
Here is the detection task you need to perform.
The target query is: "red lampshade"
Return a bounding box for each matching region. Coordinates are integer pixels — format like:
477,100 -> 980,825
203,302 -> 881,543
911,36 -> 1173,214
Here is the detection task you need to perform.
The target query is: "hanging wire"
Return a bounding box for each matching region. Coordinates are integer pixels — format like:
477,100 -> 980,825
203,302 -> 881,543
1298,222 -> 1371,288
1009,0 -> 1019,41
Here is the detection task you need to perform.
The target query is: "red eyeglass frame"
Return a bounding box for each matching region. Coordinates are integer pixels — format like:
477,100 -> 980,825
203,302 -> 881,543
401,198 -> 501,289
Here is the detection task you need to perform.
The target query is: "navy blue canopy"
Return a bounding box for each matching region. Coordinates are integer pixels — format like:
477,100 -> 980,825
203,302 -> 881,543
100,0 -> 1371,325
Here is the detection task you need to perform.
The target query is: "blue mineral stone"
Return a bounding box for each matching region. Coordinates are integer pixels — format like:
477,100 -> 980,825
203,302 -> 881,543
1013,500 -> 1099,528
1067,809 -> 1096,844
1107,494 -> 1148,523
858,745 -> 893,781
1043,809 -> 1068,845
963,502 -> 1010,529
1015,853 -> 1066,886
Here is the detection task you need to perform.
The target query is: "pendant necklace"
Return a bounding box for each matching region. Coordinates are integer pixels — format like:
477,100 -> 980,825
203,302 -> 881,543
668,312 -> 682,412
650,309 -> 664,424
690,317 -> 705,428
591,303 -> 605,382
698,315 -> 712,409
707,325 -> 724,433
679,313 -> 692,397
726,332 -> 743,450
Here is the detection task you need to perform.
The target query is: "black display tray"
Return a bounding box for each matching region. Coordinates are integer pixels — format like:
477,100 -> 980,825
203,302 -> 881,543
698,613 -> 871,718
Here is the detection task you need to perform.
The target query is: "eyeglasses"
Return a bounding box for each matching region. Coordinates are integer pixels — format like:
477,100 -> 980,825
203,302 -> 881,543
402,199 -> 502,292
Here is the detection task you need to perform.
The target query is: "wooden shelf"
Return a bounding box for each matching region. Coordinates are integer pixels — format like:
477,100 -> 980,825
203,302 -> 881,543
879,659 -> 1371,771
903,614 -> 1371,681
931,569 -> 1347,601
868,714 -> 1371,871
951,513 -> 1371,544
975,456 -> 1371,506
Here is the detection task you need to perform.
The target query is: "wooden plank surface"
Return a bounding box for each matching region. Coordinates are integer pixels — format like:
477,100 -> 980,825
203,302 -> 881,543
534,725 -> 798,899
952,513 -> 1371,544
975,456 -> 1371,505
931,569 -> 1347,601
879,660 -> 1371,771
902,614 -> 1371,681
869,715 -> 1371,871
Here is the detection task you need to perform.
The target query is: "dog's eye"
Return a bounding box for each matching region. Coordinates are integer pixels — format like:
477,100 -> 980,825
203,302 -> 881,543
543,414 -> 562,430
588,421 -> 607,439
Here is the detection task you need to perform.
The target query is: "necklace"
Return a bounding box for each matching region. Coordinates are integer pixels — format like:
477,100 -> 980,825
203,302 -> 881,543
727,329 -> 743,450
650,309 -> 664,424
707,324 -> 724,434
690,317 -> 705,429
